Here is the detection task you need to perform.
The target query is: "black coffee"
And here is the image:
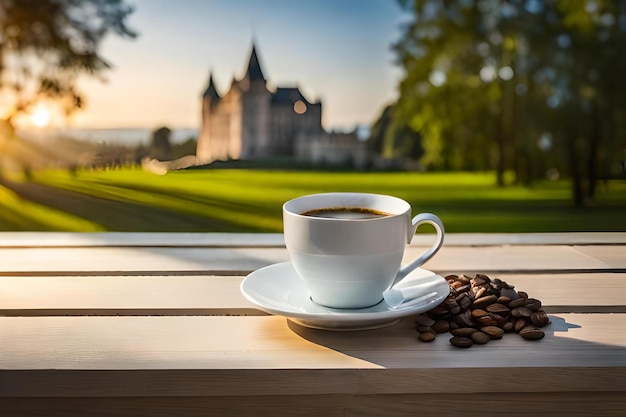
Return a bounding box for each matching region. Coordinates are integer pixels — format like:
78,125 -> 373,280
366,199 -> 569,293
300,207 -> 391,219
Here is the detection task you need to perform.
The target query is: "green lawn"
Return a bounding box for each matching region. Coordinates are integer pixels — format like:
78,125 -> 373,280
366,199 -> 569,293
1,168 -> 625,232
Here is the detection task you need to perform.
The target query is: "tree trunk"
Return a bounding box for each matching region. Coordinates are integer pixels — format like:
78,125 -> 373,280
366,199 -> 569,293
496,75 -> 516,187
586,103 -> 602,200
496,132 -> 506,187
567,133 -> 585,207
496,100 -> 506,187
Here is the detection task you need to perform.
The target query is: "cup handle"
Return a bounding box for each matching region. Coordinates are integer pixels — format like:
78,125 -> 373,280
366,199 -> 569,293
391,213 -> 445,287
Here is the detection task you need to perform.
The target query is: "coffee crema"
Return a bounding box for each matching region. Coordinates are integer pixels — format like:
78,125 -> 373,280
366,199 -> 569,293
300,207 -> 391,220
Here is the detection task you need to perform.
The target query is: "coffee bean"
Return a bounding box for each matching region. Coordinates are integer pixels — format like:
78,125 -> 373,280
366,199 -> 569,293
525,298 -> 542,311
449,304 -> 461,315
518,291 -> 529,299
513,318 -> 528,333
419,331 -> 437,342
472,295 -> 497,309
454,310 -> 475,328
471,308 -> 489,319
445,274 -> 459,282
451,327 -> 477,337
455,293 -> 473,311
431,319 -> 450,334
486,303 -> 510,314
502,321 -> 514,332
450,336 -> 474,348
471,331 -> 491,344
415,325 -> 433,333
450,280 -> 464,289
497,296 -> 511,305
519,325 -> 545,340
481,326 -> 504,339
508,298 -> 526,309
500,288 -> 519,300
511,306 -> 533,318
475,315 -> 498,327
472,286 -> 486,298
530,311 -> 550,327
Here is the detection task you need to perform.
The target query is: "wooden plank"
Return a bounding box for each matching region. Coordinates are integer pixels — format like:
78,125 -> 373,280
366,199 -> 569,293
573,246 -> 626,268
1,273 -> 625,316
423,232 -> 626,246
420,245 -> 623,272
0,276 -> 267,316
0,232 -> 286,248
1,314 -> 624,376
0,232 -> 624,248
0,316 -> 379,372
345,392 -> 626,417
0,247 -> 290,275
3,396 -> 351,417
3,392 -> 626,417
0,245 -> 623,275
1,315 -> 625,407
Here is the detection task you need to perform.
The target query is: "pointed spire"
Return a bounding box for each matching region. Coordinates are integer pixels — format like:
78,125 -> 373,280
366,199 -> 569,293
244,42 -> 265,82
202,72 -> 220,101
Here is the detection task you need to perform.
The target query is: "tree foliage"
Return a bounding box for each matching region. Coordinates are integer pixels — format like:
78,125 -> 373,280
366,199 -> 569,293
0,0 -> 136,125
388,0 -> 626,205
368,104 -> 424,161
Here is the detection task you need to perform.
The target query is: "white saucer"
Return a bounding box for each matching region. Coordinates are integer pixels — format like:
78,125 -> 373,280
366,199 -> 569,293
240,262 -> 450,331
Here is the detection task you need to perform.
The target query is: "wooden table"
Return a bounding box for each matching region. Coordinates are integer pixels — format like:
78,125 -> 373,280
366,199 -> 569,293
1,232 -> 625,416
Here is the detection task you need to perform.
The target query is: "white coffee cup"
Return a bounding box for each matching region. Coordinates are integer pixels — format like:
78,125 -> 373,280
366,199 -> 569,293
283,192 -> 445,309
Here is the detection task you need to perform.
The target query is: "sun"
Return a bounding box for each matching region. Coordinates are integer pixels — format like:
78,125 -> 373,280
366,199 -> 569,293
31,106 -> 51,128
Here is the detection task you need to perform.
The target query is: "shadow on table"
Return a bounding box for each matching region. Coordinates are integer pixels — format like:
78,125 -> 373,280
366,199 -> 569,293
287,314 -> 626,369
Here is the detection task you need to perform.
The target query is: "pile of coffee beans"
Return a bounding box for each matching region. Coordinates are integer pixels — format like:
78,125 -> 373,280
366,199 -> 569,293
415,273 -> 550,348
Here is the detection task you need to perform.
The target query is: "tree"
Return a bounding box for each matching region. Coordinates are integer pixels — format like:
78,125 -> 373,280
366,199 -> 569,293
0,0 -> 136,130
393,0 -> 626,205
151,126 -> 172,161
393,0 -> 510,177
521,0 -> 626,205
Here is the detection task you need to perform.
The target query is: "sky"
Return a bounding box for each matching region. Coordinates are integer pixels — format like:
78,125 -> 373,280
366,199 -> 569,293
68,0 -> 410,132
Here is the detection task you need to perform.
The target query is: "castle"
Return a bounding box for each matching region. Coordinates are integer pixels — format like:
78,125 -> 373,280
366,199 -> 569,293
196,43 -> 368,167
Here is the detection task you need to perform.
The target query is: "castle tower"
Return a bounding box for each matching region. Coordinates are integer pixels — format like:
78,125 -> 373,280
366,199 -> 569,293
196,72 -> 221,164
239,43 -> 272,158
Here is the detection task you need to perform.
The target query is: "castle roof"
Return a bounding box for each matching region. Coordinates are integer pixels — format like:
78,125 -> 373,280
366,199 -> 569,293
203,72 -> 220,101
244,43 -> 265,82
272,87 -> 312,105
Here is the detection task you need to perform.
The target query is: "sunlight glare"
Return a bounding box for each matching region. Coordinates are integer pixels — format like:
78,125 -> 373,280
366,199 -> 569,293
31,106 -> 51,127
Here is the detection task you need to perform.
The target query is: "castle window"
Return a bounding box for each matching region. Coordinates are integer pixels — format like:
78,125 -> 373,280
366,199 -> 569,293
293,100 -> 307,115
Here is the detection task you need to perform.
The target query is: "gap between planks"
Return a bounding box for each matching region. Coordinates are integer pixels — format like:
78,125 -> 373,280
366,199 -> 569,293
0,232 -> 625,248
2,268 -> 626,277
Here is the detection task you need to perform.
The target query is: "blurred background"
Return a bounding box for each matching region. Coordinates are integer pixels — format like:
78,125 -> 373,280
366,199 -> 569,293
0,0 -> 625,233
